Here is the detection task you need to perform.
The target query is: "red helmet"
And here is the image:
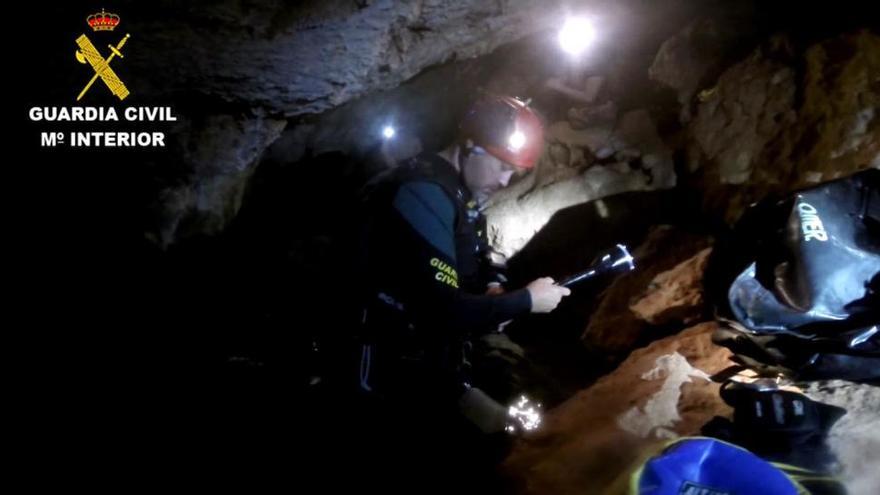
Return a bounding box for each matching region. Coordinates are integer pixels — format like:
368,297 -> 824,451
458,95 -> 544,169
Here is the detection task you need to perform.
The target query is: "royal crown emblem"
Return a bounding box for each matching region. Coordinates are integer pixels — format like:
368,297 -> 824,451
87,9 -> 120,31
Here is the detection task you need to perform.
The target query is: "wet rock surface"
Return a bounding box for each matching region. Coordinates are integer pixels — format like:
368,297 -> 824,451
504,325 -> 879,495
684,30 -> 880,221
582,226 -> 713,358
125,0 -> 563,117
151,111 -> 287,247
649,17 -> 758,123
803,381 -> 880,495
502,322 -> 734,495
629,247 -> 712,326
485,106 -> 677,258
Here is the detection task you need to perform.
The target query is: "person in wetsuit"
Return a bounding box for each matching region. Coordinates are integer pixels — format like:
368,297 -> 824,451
357,95 -> 571,436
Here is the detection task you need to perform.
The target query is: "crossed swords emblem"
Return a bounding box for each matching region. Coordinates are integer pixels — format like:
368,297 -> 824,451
75,33 -> 131,101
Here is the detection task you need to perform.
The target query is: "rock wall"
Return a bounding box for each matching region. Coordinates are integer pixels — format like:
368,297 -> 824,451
683,30 -> 880,221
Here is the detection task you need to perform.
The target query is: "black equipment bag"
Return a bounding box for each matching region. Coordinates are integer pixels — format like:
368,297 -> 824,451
707,169 -> 880,381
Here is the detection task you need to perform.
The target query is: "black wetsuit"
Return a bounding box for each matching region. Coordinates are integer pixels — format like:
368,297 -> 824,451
358,152 -> 532,403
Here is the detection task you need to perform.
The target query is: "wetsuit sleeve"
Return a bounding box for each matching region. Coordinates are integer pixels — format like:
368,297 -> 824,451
391,181 -> 531,334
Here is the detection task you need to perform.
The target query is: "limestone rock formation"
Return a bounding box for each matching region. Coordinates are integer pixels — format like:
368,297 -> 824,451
503,322 -> 734,495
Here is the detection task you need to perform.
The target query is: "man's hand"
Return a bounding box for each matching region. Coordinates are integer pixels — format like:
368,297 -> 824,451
526,277 -> 571,313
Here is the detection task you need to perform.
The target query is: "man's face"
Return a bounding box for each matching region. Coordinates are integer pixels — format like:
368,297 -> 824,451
461,146 -> 519,205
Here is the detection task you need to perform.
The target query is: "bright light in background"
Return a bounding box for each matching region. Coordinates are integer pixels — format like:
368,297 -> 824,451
508,130 -> 526,150
507,395 -> 542,433
382,124 -> 396,139
558,16 -> 596,56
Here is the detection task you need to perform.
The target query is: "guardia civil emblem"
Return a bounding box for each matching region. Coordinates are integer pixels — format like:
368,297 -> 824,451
74,9 -> 131,101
